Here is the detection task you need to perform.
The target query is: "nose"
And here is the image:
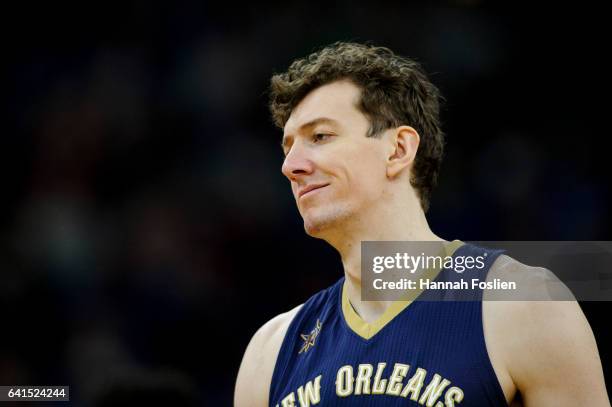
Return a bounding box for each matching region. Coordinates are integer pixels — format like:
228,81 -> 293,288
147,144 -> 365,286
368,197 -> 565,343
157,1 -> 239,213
281,141 -> 314,181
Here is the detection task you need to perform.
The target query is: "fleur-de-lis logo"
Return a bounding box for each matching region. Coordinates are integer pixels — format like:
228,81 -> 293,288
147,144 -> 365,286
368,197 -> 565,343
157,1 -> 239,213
299,319 -> 322,354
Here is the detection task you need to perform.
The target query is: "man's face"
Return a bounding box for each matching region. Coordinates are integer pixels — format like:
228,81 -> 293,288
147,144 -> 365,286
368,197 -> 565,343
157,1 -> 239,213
281,80 -> 389,236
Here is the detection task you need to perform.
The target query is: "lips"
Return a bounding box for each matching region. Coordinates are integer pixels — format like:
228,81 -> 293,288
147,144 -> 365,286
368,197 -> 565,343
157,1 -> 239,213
298,183 -> 329,198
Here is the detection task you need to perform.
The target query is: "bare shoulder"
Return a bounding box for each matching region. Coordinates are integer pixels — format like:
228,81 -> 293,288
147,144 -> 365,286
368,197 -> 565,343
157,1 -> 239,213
483,255 -> 610,406
485,253 -> 575,301
234,304 -> 303,407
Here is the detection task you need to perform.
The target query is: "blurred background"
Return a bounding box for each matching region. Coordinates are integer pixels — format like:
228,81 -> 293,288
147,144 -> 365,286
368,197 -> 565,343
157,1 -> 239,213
3,0 -> 610,405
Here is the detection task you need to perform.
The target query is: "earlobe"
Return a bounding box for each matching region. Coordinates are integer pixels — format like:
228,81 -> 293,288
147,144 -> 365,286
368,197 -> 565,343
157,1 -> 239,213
386,126 -> 419,179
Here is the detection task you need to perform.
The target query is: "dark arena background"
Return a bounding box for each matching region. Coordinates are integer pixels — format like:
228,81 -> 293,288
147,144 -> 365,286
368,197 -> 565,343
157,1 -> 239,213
3,1 -> 610,405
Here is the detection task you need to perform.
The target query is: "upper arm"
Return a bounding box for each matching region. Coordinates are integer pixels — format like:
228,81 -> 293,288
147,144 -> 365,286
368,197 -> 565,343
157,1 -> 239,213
234,305 -> 302,407
487,256 -> 610,406
509,300 -> 610,406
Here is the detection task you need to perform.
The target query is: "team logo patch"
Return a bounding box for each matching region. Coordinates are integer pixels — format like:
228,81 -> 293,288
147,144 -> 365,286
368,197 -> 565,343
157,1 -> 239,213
299,319 -> 322,354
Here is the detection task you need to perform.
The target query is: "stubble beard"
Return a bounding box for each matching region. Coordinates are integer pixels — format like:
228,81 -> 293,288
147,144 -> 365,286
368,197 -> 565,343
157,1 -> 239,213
301,201 -> 354,238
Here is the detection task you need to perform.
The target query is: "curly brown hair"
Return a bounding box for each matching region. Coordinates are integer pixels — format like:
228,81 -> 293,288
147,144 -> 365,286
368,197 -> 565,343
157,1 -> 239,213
269,41 -> 445,212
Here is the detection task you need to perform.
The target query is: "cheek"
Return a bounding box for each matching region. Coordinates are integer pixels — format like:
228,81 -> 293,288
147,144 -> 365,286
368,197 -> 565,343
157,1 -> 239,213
342,155 -> 386,197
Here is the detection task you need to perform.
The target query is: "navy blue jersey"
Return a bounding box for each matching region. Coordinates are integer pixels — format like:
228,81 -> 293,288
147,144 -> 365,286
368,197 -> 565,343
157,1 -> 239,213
270,242 -> 508,406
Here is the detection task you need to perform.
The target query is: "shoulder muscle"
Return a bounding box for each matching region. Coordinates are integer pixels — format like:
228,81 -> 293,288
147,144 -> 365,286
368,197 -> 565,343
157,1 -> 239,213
234,304 -> 303,407
485,255 -> 610,406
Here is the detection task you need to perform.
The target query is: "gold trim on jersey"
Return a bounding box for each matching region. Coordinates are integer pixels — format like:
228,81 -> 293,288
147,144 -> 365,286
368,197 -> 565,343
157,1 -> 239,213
341,240 -> 464,340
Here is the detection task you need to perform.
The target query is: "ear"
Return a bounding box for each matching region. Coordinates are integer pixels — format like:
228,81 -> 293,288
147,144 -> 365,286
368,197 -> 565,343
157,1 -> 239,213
386,126 -> 420,179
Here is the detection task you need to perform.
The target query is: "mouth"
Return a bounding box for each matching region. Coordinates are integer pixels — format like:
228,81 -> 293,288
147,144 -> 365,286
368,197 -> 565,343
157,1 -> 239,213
298,183 -> 330,199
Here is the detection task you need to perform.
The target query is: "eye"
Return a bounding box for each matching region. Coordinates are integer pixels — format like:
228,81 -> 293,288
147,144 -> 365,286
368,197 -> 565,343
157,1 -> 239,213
312,133 -> 331,143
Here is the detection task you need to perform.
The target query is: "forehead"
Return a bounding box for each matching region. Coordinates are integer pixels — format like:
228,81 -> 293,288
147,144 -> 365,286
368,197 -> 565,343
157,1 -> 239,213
283,80 -> 365,135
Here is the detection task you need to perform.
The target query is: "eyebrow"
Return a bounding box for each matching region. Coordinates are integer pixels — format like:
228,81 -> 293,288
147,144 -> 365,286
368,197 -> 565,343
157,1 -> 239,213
281,117 -> 339,150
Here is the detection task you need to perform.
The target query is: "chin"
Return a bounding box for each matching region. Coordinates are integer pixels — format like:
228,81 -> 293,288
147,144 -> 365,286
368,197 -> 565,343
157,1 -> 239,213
303,217 -> 327,237
300,204 -> 351,237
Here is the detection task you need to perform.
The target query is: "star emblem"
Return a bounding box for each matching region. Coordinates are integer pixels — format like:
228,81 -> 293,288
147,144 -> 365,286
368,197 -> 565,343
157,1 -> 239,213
299,319 -> 322,354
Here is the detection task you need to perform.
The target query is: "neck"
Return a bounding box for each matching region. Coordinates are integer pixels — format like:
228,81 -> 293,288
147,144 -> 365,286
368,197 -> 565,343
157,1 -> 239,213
321,189 -> 445,322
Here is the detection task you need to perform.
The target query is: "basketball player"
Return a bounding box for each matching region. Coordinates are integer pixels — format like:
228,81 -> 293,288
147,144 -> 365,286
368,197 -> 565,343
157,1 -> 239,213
235,42 -> 610,406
